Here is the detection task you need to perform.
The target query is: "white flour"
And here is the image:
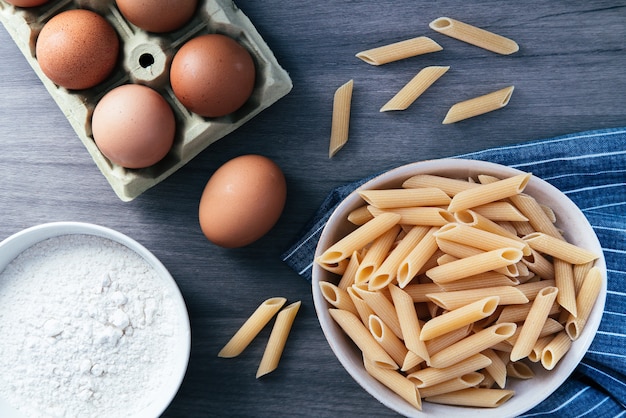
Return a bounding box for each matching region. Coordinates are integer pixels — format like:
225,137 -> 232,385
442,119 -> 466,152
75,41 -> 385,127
0,234 -> 183,418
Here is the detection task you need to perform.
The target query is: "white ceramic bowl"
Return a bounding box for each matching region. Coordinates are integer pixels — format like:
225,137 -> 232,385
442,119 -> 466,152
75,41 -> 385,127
312,159 -> 607,418
0,222 -> 191,418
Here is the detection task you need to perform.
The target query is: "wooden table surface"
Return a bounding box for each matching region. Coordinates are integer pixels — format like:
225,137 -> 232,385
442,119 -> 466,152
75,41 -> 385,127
1,1 -> 625,417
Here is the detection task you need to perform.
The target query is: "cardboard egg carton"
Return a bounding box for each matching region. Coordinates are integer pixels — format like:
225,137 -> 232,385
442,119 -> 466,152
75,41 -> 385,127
0,0 -> 292,201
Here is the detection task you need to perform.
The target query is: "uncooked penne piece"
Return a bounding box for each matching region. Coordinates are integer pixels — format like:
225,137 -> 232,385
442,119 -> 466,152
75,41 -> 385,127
425,324 -> 472,355
368,206 -> 453,226
317,212 -> 402,265
389,285 -> 431,363
472,201 -> 529,222
380,66 -> 449,112
429,17 -> 519,55
443,86 -> 514,124
363,357 -> 422,410
523,232 -> 599,265
347,205 -> 374,225
573,261 -> 594,293
356,224 -> 401,284
506,361 -> 534,379
218,297 -> 287,358
482,349 -> 507,389
256,301 -> 301,378
319,281 -> 359,316
329,308 -> 398,369
420,296 -> 500,341
516,279 -> 556,301
403,282 -> 443,303
426,248 -> 523,284
436,272 -> 518,292
528,335 -> 553,363
521,249 -> 555,281
426,387 -> 515,408
369,314 -> 408,367
510,286 -> 559,362
510,193 -> 563,239
346,285 -> 375,324
429,322 -> 517,369
356,36 -> 442,65
447,173 -> 530,213
428,286 -> 528,311
554,258 -> 577,317
541,330 -> 572,370
408,353 -> 491,388
337,250 -> 361,290
419,372 -> 484,398
566,267 -> 603,340
328,79 -> 353,158
359,187 -> 451,209
497,301 -> 560,324
435,223 -> 530,256
402,350 -> 426,372
369,226 -> 429,291
353,285 -> 403,339
397,226 -> 440,287
402,174 -> 480,195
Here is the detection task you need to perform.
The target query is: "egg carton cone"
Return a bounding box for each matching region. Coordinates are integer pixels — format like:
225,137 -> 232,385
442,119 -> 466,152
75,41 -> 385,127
0,0 -> 293,201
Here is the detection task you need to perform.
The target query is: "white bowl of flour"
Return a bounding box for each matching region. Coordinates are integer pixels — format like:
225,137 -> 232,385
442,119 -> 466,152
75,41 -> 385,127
0,222 -> 191,418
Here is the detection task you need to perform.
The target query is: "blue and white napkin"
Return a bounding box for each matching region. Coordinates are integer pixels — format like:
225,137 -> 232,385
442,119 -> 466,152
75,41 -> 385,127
282,127 -> 626,417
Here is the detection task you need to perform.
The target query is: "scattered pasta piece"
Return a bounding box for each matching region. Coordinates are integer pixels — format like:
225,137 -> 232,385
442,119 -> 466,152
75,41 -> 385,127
442,86 -> 514,124
257,301 -> 301,378
329,79 -> 354,158
356,36 -> 442,66
429,17 -> 519,55
380,66 -> 449,112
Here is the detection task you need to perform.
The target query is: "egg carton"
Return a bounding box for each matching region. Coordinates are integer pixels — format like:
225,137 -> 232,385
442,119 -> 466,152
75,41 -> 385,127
0,0 -> 292,201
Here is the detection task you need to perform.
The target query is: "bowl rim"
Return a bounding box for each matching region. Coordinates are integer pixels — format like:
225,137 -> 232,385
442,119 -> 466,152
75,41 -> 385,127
0,221 -> 191,418
312,158 -> 607,418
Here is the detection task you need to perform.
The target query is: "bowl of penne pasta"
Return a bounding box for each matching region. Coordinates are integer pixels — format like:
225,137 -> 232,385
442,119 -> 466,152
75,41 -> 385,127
312,158 -> 606,417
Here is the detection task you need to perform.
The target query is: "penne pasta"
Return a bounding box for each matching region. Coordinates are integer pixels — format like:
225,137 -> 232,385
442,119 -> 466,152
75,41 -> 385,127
497,301 -> 560,324
472,201 -> 529,222
521,249 -> 555,281
402,174 -> 480,195
554,259 -> 577,317
541,331 -> 572,370
368,206 -> 453,226
418,372 -> 484,398
356,36 -> 442,65
380,66 -> 449,112
402,350 -> 426,372
425,324 -> 472,355
528,335 -> 553,363
436,272 -> 518,292
429,322 -> 517,369
369,314 -> 408,367
510,286 -> 559,362
353,285 -> 403,339
523,232 -> 600,265
369,226 -> 429,290
328,79 -> 353,158
317,212 -> 402,265
482,348 -> 507,389
506,361 -> 534,379
427,286 -> 528,311
364,357 -> 422,410
329,308 -> 398,369
566,266 -> 603,340
397,226 -> 440,287
442,86 -> 514,124
429,17 -> 519,55
434,223 -> 530,256
359,187 -> 451,209
319,281 -> 359,316
389,285 -> 431,363
516,279 -> 556,301
337,250 -> 362,290
346,285 -> 375,324
403,282 -> 444,303
510,193 -> 563,238
218,297 -> 287,358
447,173 -> 530,213
426,248 -> 523,284
408,352 -> 492,388
420,296 -> 499,341
356,225 -> 401,284
256,301 -> 301,378
425,387 -> 515,408
347,205 -> 374,225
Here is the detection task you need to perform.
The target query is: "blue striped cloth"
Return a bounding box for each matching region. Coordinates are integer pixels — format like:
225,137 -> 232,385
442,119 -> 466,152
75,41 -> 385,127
282,127 -> 626,417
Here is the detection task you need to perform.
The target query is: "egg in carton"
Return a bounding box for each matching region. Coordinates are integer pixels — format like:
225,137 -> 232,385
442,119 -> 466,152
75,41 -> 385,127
0,0 -> 293,201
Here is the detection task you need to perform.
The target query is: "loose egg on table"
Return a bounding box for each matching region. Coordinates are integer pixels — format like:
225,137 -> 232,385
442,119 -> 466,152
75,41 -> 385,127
91,84 -> 176,169
199,155 -> 287,248
35,9 -> 119,90
170,34 -> 256,118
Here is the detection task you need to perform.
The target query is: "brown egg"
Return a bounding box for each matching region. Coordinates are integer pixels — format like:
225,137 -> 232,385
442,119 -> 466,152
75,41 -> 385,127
199,155 -> 286,248
36,9 -> 119,90
5,0 -> 49,6
92,84 -> 176,169
170,34 -> 255,118
115,0 -> 197,33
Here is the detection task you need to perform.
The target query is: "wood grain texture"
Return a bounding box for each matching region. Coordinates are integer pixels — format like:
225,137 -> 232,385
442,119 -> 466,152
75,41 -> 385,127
1,1 -> 625,416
